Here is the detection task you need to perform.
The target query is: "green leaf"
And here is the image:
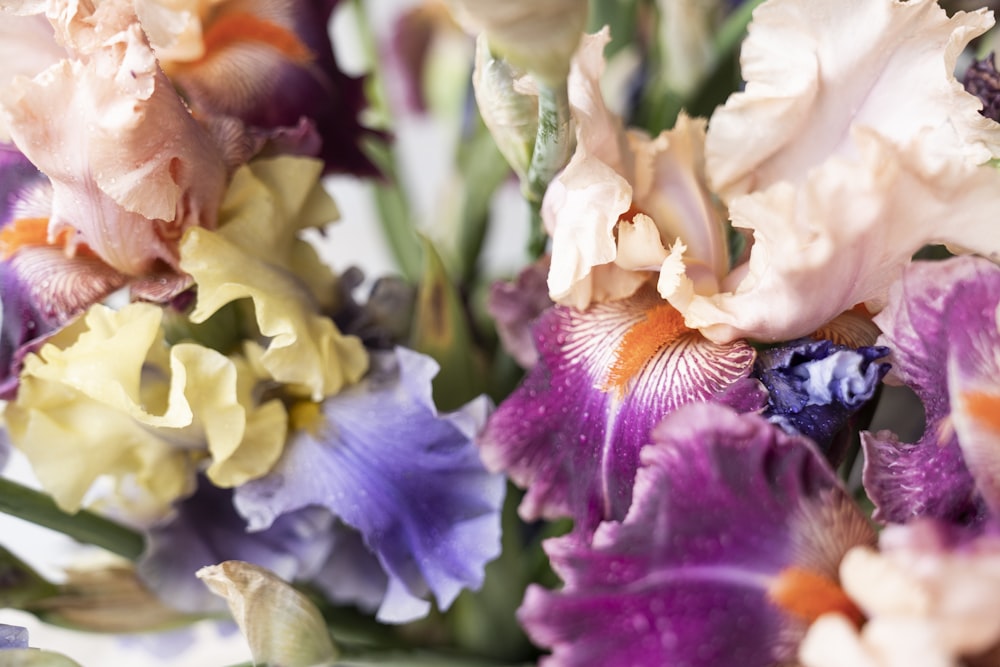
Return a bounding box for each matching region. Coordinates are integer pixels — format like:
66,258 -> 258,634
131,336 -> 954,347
0,479 -> 144,562
410,238 -> 487,411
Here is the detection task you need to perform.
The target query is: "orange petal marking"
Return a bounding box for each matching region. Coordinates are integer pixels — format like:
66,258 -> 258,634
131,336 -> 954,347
961,391 -> 1000,435
768,566 -> 864,626
200,13 -> 314,65
603,302 -> 690,396
0,218 -> 76,260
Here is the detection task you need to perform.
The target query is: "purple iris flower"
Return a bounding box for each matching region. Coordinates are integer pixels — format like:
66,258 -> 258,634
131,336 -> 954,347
519,403 -> 875,667
863,256 -> 1000,525
234,347 -> 504,623
0,624 -> 28,649
754,337 -> 889,464
166,0 -> 380,175
479,289 -> 756,534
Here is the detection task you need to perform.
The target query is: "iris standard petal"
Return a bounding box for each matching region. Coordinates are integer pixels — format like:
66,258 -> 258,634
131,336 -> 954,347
705,0 -> 1000,201
234,347 -> 504,623
180,158 -> 367,400
519,403 -> 875,667
1,1 -> 227,278
675,130 -> 1000,344
479,287 -> 755,532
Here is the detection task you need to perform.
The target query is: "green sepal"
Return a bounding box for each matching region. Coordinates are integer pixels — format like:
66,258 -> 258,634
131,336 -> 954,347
410,238 -> 488,411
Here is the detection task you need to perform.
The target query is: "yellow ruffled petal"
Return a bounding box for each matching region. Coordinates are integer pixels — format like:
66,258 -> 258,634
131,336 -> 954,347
4,302 -> 288,513
180,157 -> 368,400
5,304 -> 196,513
204,351 -> 288,488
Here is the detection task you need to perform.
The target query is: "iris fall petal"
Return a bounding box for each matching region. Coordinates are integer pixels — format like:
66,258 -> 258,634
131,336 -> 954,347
862,257 -> 1000,524
234,347 -> 504,624
479,287 -> 755,532
519,403 -> 875,667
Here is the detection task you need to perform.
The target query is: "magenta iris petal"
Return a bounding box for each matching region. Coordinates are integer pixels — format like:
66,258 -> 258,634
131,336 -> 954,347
138,480 -> 336,614
754,338 -> 889,464
234,347 -> 504,623
479,292 -> 755,533
519,403 -> 874,667
862,257 -> 1000,524
1,145 -> 56,399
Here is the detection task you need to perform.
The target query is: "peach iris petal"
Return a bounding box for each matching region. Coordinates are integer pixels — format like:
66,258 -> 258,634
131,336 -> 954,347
801,522 -> 1000,667
0,0 -> 226,277
705,0 -> 1000,202
0,14 -> 61,140
543,31 -> 727,310
672,130 -> 1000,344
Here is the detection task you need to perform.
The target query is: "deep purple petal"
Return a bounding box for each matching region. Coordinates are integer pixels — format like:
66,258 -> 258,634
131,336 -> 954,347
170,0 -> 380,175
754,338 -> 889,462
234,347 -> 504,623
519,403 -> 874,667
479,289 -> 756,532
138,480 -> 336,614
863,257 -> 1000,524
0,624 -> 28,649
964,52 -> 1000,123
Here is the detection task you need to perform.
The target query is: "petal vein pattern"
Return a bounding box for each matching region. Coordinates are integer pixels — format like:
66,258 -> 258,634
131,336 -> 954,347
479,289 -> 755,533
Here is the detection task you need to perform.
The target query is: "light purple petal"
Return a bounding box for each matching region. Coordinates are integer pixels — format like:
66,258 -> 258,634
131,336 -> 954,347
519,403 -> 875,667
138,479 -> 336,614
234,347 -> 504,623
479,289 -> 755,532
488,257 -> 553,369
0,624 -> 28,649
863,257 -> 1000,524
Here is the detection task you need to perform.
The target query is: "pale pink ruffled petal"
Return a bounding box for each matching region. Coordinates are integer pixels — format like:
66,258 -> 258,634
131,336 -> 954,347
0,14 -> 61,140
0,0 -> 226,277
543,31 -> 727,309
705,0 -> 1000,202
672,130 -> 1000,343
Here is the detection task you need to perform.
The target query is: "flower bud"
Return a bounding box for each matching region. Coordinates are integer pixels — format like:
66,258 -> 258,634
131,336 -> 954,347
447,0 -> 588,84
473,34 -> 539,180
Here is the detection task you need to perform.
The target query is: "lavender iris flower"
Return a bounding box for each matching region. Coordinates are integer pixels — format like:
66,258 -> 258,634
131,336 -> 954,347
235,347 -> 504,623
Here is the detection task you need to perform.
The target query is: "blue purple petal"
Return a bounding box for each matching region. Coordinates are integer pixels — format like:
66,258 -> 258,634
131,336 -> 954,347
0,624 -> 28,649
519,403 -> 874,667
479,289 -> 756,533
234,347 -> 504,623
138,479 -> 336,614
862,257 -> 1000,524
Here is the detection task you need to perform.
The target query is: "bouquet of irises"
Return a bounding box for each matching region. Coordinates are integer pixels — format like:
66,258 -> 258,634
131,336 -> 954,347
4,0 -> 1000,664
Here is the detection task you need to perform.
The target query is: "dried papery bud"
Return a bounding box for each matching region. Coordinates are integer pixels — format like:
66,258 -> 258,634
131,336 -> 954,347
473,34 -> 539,180
446,0 -> 588,84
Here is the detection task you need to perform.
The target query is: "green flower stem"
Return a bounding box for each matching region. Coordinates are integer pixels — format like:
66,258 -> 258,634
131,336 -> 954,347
0,478 -> 144,561
712,0 -> 766,59
633,0 -> 766,134
525,81 -> 575,257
